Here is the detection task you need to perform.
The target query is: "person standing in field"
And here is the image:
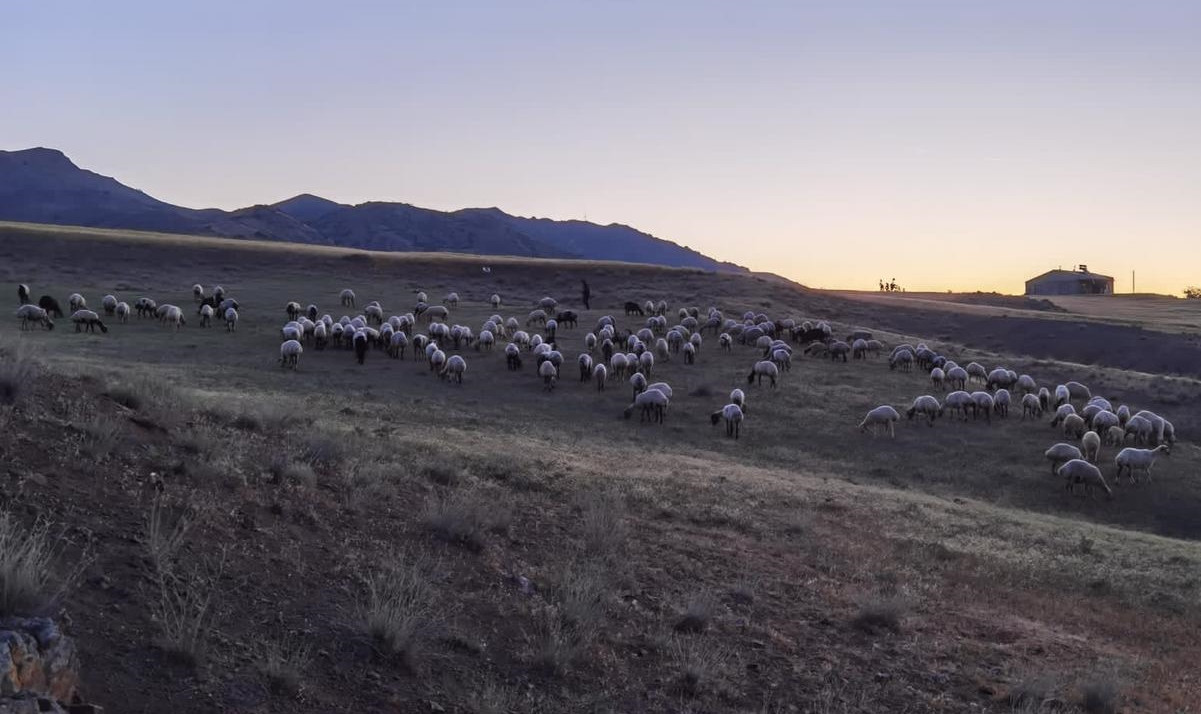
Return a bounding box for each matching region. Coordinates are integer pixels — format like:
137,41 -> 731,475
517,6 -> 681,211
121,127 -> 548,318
581,280 -> 591,310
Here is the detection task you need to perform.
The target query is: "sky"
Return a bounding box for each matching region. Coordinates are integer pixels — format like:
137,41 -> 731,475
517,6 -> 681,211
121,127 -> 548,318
4,1 -> 1199,294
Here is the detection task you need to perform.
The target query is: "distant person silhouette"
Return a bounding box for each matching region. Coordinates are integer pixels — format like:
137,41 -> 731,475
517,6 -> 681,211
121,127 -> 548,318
581,280 -> 591,310
879,279 -> 885,292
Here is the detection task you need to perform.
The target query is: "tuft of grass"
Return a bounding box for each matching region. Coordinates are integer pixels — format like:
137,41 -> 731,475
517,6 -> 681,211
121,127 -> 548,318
360,553 -> 439,667
423,464 -> 462,487
0,511 -> 71,617
81,416 -> 122,459
670,635 -> 729,696
0,343 -> 38,406
423,489 -> 510,551
674,590 -> 716,633
851,594 -> 907,634
1008,674 -> 1055,711
299,434 -> 346,469
268,456 -> 318,488
255,630 -> 313,696
1080,678 -> 1120,714
149,552 -> 224,666
104,375 -> 179,413
577,491 -> 627,558
535,566 -> 607,675
468,679 -> 519,714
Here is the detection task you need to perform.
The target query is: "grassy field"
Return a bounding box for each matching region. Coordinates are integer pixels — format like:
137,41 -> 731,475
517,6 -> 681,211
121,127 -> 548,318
2,222 -> 1200,712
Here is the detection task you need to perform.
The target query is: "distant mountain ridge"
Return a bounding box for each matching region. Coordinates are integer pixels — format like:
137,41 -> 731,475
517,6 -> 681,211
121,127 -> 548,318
0,147 -> 745,271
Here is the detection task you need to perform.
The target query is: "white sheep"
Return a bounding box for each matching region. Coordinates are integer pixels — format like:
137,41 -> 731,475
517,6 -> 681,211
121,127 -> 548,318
945,366 -> 968,391
966,362 -> 987,384
729,388 -> 747,413
1059,459 -> 1112,498
1065,381 -> 1091,401
629,372 -> 647,398
192,284 -> 204,302
1114,445 -> 1170,484
1020,393 -> 1043,420
1081,430 -> 1101,463
930,367 -> 945,391
578,353 -> 594,382
70,309 -> 108,333
645,382 -> 672,400
15,304 -> 53,331
1054,384 -> 1070,408
993,389 -> 1011,418
490,293 -> 501,309
747,360 -> 779,388
68,293 -> 87,312
1016,374 -> 1037,395
906,395 -> 941,426
340,289 -> 356,308
539,360 -> 558,390
623,388 -> 669,423
224,307 -> 239,332
1124,415 -> 1153,445
1062,413 -> 1086,439
1050,404 -> 1076,427
1104,425 -> 1125,447
941,390 -> 973,420
593,363 -> 607,390
1044,443 -> 1083,475
638,351 -> 655,376
859,405 -> 900,438
444,292 -> 460,308
279,339 -> 303,369
970,391 -> 995,423
101,294 -> 118,316
710,403 -> 744,439
161,305 -> 185,330
429,348 -> 447,373
440,354 -> 467,384
115,301 -> 130,324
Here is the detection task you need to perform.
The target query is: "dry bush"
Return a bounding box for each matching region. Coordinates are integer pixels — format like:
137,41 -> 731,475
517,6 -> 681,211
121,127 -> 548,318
423,489 -> 511,551
1007,674 -> 1056,712
851,594 -> 908,634
360,552 -> 440,666
467,679 -> 520,714
670,635 -> 730,696
535,566 -> 607,675
1080,678 -> 1120,714
80,416 -> 122,459
0,342 -> 38,406
0,510 -> 80,617
577,491 -> 627,557
149,551 -> 225,666
674,590 -> 716,633
104,374 -> 180,413
255,630 -> 313,696
268,455 -> 318,488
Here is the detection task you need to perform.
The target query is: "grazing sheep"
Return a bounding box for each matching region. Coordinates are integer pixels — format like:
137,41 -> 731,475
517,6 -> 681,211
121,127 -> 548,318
624,388 -> 669,423
1054,384 -> 1070,408
729,388 -> 747,413
429,349 -> 447,373
505,343 -> 523,371
859,405 -> 900,438
629,372 -> 647,398
1020,393 -> 1043,420
930,367 -> 946,391
340,289 -> 356,308
1050,404 -> 1076,427
993,389 -> 1011,418
945,366 -> 968,391
199,304 -> 214,327
15,304 -> 54,330
941,390 -> 973,420
1114,445 -> 1170,484
115,301 -> 130,323
710,404 -> 744,439
638,350 -> 655,377
314,322 -> 328,350
1016,374 -> 1037,395
538,296 -> 558,311
1081,430 -> 1101,463
1059,459 -> 1112,498
424,305 -> 450,323
1091,410 -> 1120,434
286,301 -> 302,321
70,309 -> 108,333
444,292 -> 460,308
1131,410 -> 1168,446
212,286 -> 226,303
68,293 -> 87,312
578,353 -> 594,382
1062,413 -> 1087,439
1124,415 -> 1153,445
1104,425 -> 1126,447
224,307 -> 239,332
101,294 -> 118,316
889,349 -> 914,371
17,284 -> 30,305
1065,381 -> 1091,402
966,362 -> 987,384
747,360 -> 779,388
440,354 -> 467,383
1116,404 -> 1131,426
490,294 -> 501,309
539,360 -> 558,390
353,330 -> 369,364
970,391 -> 994,422
906,395 -> 941,426
1045,443 -> 1084,475
279,339 -> 303,369
593,363 -> 607,390
134,297 -> 156,319
192,284 -> 204,302
161,305 -> 186,331
1038,386 -> 1051,412
684,342 -> 697,365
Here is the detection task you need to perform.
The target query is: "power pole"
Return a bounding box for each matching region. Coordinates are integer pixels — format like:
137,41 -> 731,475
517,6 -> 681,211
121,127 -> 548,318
1132,271 -> 1135,294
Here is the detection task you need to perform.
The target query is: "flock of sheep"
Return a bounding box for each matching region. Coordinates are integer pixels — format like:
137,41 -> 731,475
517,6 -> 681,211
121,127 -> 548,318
858,341 -> 1178,498
13,281 -> 1179,496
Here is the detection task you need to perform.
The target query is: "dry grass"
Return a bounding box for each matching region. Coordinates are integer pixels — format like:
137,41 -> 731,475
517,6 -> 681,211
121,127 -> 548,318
0,341 -> 38,406
0,510 -> 68,616
254,630 -> 313,696
670,635 -> 730,696
423,488 -> 511,551
851,593 -> 908,634
360,552 -> 440,666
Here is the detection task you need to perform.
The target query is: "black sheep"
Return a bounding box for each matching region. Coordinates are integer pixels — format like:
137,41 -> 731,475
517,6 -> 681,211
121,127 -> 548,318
38,295 -> 64,318
18,284 -> 30,305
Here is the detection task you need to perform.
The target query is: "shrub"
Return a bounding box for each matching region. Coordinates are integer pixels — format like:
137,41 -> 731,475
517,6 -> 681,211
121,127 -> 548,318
423,489 -> 510,551
0,511 -> 73,617
671,635 -> 729,696
255,631 -> 312,696
360,553 -> 438,666
851,595 -> 907,634
149,552 -> 224,666
0,343 -> 37,406
81,417 -> 122,459
674,591 -> 716,633
1008,674 -> 1055,711
1081,678 -> 1120,714
577,492 -> 626,557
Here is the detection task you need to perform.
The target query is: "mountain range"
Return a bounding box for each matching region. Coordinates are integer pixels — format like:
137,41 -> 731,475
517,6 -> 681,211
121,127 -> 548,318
0,147 -> 744,272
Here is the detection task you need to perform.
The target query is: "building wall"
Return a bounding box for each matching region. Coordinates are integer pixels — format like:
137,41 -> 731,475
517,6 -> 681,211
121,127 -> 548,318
1026,278 -> 1113,295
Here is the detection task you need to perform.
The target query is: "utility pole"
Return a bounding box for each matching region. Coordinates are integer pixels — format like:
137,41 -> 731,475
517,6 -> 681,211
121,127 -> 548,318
1132,270 -> 1135,294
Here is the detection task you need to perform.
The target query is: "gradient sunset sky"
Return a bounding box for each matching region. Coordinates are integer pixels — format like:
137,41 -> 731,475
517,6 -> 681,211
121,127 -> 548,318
5,1 -> 1198,294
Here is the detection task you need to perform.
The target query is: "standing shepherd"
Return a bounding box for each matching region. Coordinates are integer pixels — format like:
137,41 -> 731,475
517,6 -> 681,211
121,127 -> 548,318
581,280 -> 591,310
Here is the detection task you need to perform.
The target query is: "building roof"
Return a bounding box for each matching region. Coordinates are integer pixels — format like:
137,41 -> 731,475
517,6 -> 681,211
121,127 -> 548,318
1026,268 -> 1114,283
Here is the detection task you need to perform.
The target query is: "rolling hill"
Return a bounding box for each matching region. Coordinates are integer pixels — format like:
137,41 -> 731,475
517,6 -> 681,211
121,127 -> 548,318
0,147 -> 744,270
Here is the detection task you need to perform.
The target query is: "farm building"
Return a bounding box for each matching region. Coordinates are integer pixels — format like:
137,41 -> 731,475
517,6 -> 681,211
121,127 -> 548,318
1025,265 -> 1113,296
